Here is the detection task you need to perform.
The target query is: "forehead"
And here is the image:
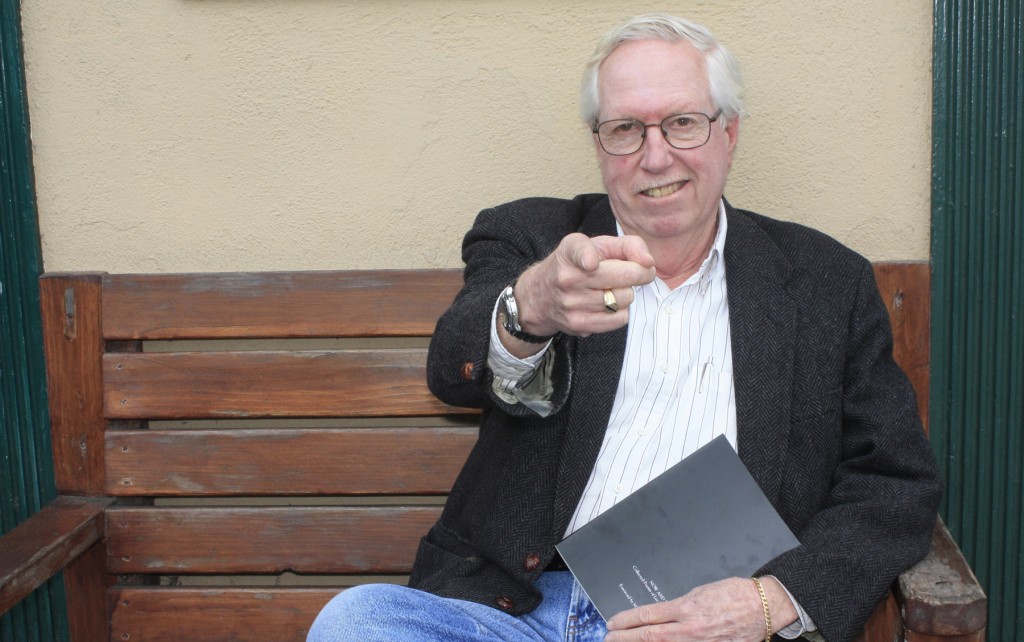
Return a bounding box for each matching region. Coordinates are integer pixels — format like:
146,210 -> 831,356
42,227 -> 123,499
597,39 -> 710,119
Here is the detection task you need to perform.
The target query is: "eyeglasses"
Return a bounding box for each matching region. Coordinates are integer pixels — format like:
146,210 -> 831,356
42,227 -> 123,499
592,109 -> 723,156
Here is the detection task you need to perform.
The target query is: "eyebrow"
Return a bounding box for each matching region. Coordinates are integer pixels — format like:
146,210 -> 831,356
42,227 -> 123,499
601,108 -> 709,122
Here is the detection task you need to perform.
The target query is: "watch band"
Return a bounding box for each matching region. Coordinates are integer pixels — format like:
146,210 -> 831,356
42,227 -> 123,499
498,284 -> 557,344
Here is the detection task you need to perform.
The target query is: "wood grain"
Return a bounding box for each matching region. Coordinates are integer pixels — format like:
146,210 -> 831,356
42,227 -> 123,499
39,274 -> 106,494
897,519 -> 988,638
63,541 -> 113,642
102,349 -> 471,419
852,591 -> 902,642
104,505 -> 440,574
102,269 -> 464,340
109,587 -> 340,642
873,262 -> 931,432
104,427 -> 477,496
0,496 -> 111,615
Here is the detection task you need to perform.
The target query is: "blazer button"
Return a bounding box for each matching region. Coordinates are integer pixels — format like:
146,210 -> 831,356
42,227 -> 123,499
461,362 -> 474,381
523,553 -> 541,573
495,596 -> 515,611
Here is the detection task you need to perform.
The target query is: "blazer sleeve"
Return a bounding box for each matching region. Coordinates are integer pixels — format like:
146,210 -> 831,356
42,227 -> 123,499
426,200 -> 578,416
761,260 -> 943,642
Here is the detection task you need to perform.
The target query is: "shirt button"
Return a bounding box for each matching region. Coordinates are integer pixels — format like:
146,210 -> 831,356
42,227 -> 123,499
461,362 -> 474,381
496,596 -> 515,610
663,305 -> 674,315
523,553 -> 541,573
661,363 -> 671,373
637,427 -> 648,436
614,483 -> 624,494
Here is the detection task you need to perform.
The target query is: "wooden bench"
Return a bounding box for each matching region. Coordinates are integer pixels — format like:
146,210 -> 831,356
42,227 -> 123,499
0,265 -> 986,641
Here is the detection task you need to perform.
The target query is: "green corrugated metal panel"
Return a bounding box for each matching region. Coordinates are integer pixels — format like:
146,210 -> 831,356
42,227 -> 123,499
932,0 -> 1024,639
0,0 -> 69,639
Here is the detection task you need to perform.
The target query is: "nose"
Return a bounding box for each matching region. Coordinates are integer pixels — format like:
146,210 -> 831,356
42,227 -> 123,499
639,125 -> 674,172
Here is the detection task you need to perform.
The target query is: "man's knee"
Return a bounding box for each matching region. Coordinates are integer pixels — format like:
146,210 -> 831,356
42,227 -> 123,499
307,584 -> 409,642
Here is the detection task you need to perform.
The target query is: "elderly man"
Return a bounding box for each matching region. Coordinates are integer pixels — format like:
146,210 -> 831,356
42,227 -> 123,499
308,13 -> 941,642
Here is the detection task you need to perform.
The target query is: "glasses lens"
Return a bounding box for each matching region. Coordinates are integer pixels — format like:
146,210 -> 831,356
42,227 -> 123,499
662,113 -> 711,150
597,120 -> 644,155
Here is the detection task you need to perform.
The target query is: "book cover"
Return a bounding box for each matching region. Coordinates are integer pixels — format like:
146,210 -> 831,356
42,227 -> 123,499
555,435 -> 800,621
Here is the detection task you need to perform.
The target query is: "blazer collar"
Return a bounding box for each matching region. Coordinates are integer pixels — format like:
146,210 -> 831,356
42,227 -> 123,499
579,196 -> 617,238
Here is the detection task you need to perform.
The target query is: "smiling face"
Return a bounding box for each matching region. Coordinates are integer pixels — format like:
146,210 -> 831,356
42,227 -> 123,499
595,39 -> 739,250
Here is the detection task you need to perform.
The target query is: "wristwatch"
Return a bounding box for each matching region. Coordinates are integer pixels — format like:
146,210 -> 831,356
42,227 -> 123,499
497,284 -> 556,344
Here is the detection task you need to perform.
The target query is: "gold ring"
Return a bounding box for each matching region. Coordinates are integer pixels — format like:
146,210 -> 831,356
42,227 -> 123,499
603,289 -> 619,313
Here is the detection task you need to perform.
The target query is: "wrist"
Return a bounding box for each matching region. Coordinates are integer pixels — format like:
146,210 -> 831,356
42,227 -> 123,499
495,284 -> 557,359
751,577 -> 773,641
497,277 -> 558,341
756,575 -> 799,634
495,321 -> 550,359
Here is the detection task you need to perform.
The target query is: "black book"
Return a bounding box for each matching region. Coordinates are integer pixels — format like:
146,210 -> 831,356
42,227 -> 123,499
555,435 -> 800,621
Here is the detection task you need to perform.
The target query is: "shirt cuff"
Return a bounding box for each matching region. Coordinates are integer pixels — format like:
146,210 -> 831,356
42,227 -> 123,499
487,296 -> 556,415
765,575 -> 818,639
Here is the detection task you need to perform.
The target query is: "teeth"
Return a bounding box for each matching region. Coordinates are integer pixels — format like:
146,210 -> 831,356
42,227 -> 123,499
643,182 -> 683,198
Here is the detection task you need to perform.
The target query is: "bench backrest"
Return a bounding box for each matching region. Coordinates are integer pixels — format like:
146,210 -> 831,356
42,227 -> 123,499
37,264 -> 930,641
41,270 -> 477,641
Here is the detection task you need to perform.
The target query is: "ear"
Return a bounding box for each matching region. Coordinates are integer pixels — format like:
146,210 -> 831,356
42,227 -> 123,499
724,117 -> 740,156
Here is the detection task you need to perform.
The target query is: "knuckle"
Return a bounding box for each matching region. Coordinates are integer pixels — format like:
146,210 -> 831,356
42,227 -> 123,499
636,608 -> 654,626
638,628 -> 661,642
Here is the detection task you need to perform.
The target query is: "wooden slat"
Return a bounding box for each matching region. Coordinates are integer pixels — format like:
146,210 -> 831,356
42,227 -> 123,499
102,349 -> 472,419
0,496 -> 112,615
39,274 -> 106,494
105,506 -> 440,574
109,587 -> 339,642
105,427 -> 477,496
101,269 -> 464,340
897,519 -> 988,638
872,261 -> 930,432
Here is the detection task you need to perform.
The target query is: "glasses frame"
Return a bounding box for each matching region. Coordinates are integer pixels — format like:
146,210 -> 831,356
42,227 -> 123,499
592,109 -> 723,156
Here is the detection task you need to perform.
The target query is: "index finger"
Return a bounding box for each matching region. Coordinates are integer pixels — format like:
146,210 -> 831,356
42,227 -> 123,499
605,601 -> 675,631
558,233 -> 605,273
591,235 -> 655,268
592,258 -> 656,289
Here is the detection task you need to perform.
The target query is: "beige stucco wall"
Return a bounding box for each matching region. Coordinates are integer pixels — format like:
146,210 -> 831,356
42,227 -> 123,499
20,1 -> 932,273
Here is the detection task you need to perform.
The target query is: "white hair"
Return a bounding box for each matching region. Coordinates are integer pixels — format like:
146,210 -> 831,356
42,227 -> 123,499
580,13 -> 745,128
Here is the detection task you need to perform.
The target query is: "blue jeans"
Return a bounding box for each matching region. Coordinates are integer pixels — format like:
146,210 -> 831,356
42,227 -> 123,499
307,571 -> 607,642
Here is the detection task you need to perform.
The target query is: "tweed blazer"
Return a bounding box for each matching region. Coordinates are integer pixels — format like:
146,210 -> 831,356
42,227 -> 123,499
410,194 -> 942,642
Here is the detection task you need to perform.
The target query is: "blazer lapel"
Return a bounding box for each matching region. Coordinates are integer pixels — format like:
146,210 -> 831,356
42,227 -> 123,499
553,198 -> 629,533
724,205 -> 796,504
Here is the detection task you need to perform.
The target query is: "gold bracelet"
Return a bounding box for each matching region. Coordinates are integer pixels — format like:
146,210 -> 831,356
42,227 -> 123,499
751,577 -> 773,641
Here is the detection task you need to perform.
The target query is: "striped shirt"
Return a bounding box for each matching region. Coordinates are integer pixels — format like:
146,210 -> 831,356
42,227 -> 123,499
563,203 -> 735,535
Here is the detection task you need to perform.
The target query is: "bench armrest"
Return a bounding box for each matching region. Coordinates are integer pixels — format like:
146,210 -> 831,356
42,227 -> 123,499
0,496 -> 112,615
896,517 -> 987,639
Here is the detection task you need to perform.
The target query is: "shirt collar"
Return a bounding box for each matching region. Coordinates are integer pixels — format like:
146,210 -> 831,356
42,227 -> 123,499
615,199 -> 728,293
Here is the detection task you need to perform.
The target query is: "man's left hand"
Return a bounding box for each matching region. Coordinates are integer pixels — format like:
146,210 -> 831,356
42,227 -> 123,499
604,576 -> 797,642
